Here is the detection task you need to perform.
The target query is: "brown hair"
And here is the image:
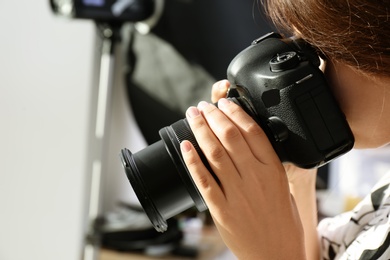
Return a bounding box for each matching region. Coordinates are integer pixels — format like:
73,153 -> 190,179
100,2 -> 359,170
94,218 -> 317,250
262,0 -> 390,77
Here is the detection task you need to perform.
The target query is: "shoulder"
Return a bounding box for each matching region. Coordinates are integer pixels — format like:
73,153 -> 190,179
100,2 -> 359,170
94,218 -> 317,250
319,171 -> 390,259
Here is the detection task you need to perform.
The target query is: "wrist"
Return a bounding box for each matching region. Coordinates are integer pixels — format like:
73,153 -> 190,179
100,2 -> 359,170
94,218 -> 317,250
285,165 -> 317,187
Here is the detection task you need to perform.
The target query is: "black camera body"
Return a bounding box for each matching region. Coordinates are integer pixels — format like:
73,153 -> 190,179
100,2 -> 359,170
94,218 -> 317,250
120,33 -> 354,232
226,32 -> 354,168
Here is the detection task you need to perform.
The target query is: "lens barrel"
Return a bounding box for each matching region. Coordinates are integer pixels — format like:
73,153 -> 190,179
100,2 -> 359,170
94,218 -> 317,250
121,98 -> 252,232
120,118 -> 207,232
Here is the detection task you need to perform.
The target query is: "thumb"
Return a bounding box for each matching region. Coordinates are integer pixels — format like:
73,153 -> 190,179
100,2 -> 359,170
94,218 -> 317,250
211,80 -> 230,103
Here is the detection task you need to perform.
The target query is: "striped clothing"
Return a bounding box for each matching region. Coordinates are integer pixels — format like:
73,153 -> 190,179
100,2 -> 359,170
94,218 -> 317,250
319,173 -> 390,259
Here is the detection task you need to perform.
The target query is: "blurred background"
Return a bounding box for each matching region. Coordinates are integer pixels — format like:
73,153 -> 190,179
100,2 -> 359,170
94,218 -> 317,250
2,1 -> 390,260
0,1 -> 272,259
0,1 -> 95,260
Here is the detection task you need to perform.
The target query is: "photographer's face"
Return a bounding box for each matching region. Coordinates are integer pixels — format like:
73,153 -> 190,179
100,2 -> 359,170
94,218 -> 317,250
323,61 -> 390,148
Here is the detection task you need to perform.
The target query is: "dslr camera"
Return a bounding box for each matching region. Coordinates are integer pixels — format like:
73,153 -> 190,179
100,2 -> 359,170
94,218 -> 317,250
120,32 -> 355,232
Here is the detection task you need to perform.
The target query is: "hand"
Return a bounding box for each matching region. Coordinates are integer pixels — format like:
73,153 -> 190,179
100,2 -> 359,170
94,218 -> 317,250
213,79 -> 317,187
180,99 -> 306,259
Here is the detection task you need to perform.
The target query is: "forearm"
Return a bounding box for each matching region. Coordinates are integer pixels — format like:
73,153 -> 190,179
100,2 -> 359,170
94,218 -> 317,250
288,168 -> 320,260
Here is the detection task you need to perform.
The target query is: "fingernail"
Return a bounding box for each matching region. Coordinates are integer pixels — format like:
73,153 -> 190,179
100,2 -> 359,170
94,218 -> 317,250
180,141 -> 192,153
187,106 -> 200,118
219,80 -> 229,90
218,98 -> 230,108
198,101 -> 209,110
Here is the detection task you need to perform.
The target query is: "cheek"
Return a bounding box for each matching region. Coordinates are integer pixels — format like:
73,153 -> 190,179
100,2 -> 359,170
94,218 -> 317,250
327,64 -> 390,148
323,63 -> 381,147
324,64 -> 358,121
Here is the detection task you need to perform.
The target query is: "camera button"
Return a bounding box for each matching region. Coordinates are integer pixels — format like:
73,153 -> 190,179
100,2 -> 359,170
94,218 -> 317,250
267,117 -> 289,142
269,51 -> 300,72
262,89 -> 281,108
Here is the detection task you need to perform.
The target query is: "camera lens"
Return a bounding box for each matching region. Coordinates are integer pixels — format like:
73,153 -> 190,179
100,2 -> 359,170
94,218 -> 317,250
121,97 -> 256,232
120,118 -> 208,232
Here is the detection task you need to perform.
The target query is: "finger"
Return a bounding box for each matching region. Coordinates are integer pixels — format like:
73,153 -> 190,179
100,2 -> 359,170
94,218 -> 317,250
180,140 -> 226,208
198,100 -> 267,176
211,80 -> 230,103
217,98 -> 281,166
185,104 -> 241,186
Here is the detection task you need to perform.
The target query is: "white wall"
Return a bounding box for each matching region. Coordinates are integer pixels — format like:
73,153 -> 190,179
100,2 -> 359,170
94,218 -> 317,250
101,39 -> 147,213
0,1 -> 95,259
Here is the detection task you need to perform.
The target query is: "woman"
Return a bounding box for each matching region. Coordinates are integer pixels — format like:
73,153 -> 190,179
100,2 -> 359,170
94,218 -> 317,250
180,0 -> 390,259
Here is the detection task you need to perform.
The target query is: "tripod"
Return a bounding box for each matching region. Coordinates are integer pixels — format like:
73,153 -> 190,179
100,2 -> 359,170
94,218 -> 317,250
82,22 -> 123,260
